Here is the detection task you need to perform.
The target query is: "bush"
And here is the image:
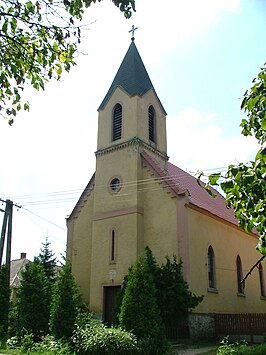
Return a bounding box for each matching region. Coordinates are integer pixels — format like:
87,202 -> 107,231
50,260 -> 82,340
73,313 -> 138,355
217,337 -> 266,355
119,254 -> 167,354
5,334 -> 71,354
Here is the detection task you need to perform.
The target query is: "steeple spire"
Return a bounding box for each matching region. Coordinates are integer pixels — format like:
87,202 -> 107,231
98,40 -> 166,114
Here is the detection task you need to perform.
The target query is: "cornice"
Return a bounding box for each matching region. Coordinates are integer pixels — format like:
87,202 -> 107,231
95,137 -> 169,161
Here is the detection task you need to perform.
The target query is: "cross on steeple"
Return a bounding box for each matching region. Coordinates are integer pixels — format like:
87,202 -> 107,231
129,25 -> 138,41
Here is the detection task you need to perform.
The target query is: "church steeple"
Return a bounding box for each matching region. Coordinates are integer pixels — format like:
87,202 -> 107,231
98,40 -> 166,114
96,39 -> 167,162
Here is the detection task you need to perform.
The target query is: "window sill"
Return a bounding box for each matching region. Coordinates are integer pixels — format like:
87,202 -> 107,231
207,287 -> 218,294
237,292 -> 245,297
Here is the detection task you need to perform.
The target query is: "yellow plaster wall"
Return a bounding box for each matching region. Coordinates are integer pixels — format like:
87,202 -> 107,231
93,147 -> 142,214
97,88 -> 167,155
187,207 -> 266,314
141,165 -> 179,264
66,192 -> 94,305
89,213 -> 142,314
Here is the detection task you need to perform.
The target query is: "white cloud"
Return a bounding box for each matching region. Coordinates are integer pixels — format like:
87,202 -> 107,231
167,107 -> 258,173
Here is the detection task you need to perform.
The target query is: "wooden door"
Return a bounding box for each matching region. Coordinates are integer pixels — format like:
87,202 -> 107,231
103,285 -> 121,325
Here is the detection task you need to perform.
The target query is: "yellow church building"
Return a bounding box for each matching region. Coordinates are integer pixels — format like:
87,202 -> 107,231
66,37 -> 266,338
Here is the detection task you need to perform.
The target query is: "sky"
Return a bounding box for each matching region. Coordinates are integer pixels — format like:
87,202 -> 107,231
0,0 -> 265,262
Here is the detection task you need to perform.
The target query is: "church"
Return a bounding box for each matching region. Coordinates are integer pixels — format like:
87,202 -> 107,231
66,35 -> 266,337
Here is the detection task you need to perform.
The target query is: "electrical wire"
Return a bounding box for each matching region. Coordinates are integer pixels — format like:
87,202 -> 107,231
21,206 -> 66,231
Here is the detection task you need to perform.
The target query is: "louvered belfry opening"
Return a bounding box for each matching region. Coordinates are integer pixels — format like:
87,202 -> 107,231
148,105 -> 156,142
112,103 -> 122,141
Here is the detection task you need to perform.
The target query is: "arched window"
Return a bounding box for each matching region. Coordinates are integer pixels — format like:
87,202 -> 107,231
148,105 -> 156,142
258,263 -> 266,297
236,255 -> 244,294
207,246 -> 216,289
112,103 -> 122,141
110,230 -> 116,262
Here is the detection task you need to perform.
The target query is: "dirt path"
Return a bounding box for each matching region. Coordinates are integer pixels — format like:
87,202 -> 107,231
176,346 -> 217,354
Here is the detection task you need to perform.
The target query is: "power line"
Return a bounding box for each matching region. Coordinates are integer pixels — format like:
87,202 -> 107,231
21,207 -> 66,231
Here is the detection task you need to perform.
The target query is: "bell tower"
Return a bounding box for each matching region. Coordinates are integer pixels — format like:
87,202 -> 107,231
89,37 -> 168,319
97,38 -> 167,158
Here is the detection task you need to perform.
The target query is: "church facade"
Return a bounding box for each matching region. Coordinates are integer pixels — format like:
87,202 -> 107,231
66,39 -> 266,335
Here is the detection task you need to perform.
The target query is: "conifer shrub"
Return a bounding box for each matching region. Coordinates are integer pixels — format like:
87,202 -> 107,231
72,313 -> 138,355
114,247 -> 203,344
49,260 -> 82,340
0,265 -> 9,341
17,262 -> 50,340
119,255 -> 167,354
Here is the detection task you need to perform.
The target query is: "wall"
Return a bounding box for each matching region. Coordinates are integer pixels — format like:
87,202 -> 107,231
187,207 -> 266,314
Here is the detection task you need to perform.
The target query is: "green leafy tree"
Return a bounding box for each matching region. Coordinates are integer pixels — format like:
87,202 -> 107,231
0,265 -> 9,340
17,262 -> 50,339
119,254 -> 166,354
49,259 -> 82,340
0,0 -> 135,124
199,64 -> 266,257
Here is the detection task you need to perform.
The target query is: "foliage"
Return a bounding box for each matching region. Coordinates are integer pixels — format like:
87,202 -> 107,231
8,302 -> 19,338
34,236 -> 57,282
156,254 -> 203,327
115,247 -> 203,337
217,337 -> 266,355
49,259 -> 82,340
112,272 -> 129,326
0,264 -> 9,340
17,262 -> 50,340
119,253 -> 167,355
199,64 -> 266,256
5,333 -> 71,354
73,312 -> 138,355
0,0 -> 135,124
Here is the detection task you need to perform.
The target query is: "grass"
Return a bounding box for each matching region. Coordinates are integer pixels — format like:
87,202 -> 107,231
0,350 -> 56,355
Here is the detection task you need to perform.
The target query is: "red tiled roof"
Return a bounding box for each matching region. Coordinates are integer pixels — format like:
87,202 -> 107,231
141,151 -> 238,227
167,162 -> 238,226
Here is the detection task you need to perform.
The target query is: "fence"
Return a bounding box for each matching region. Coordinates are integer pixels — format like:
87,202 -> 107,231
215,313 -> 266,343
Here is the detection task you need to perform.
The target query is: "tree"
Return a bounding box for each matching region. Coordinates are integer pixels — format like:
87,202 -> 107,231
0,0 -> 135,124
34,236 -> 57,282
119,254 -> 166,354
17,262 -> 50,339
115,248 -> 203,343
49,259 -> 82,340
199,64 -> 266,257
157,255 -> 203,329
0,265 -> 9,340
144,247 -> 202,330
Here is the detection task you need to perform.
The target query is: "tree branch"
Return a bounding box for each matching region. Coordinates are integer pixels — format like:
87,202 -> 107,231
241,255 -> 266,284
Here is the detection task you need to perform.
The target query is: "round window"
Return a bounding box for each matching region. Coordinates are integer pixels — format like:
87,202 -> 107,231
110,177 -> 121,192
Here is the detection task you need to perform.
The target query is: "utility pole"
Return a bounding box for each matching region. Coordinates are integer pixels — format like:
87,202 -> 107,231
0,199 -> 21,337
0,203 -> 8,266
0,198 -> 21,297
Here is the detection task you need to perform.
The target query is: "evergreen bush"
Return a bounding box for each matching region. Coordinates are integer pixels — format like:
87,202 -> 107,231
119,255 -> 167,354
17,262 -> 50,339
49,260 -> 83,340
0,265 -> 9,341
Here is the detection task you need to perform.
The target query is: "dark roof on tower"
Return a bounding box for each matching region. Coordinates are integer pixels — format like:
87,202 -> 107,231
98,40 -> 166,114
